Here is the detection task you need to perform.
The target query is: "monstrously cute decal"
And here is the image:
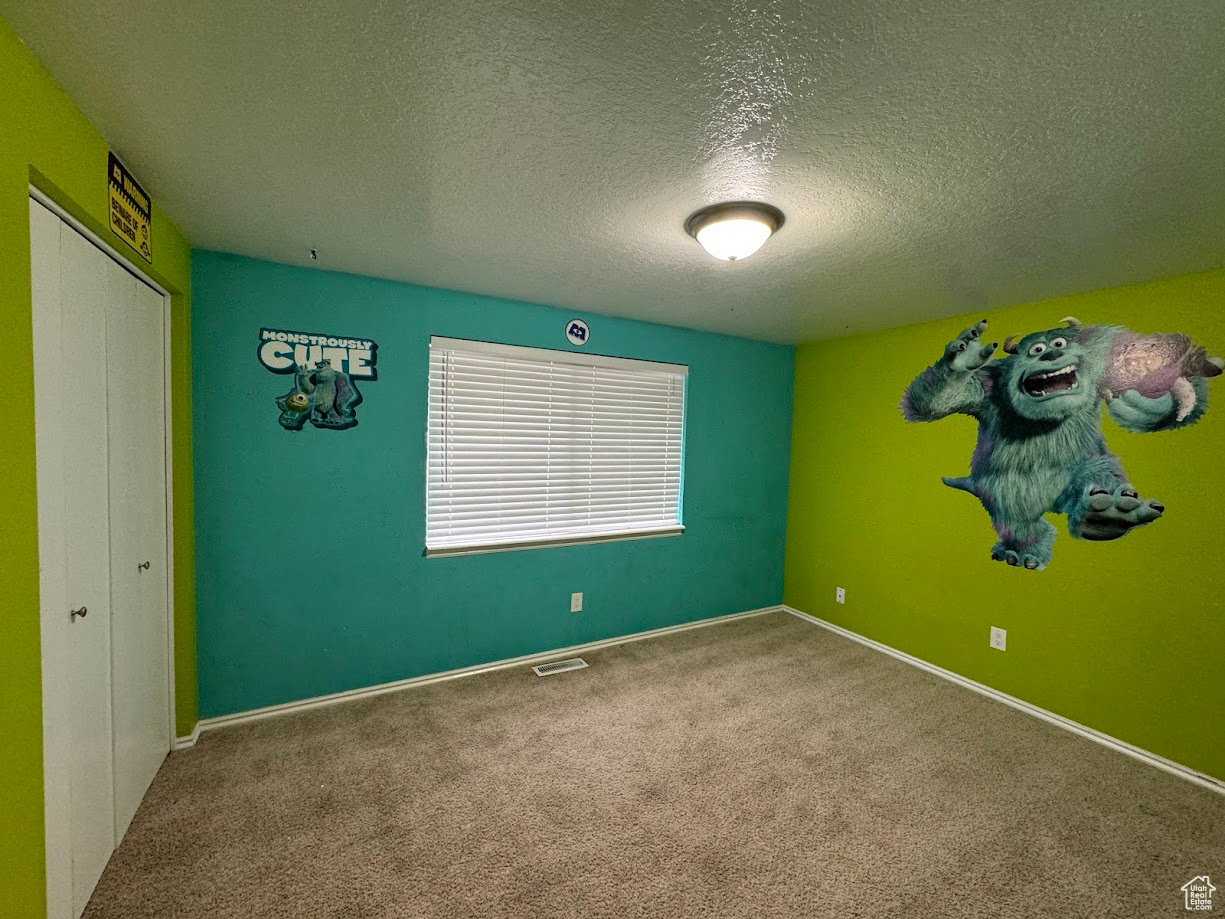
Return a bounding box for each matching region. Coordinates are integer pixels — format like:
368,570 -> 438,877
257,328 -> 379,431
901,317 -> 1222,570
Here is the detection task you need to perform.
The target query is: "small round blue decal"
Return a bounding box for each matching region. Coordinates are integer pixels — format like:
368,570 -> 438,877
566,319 -> 590,346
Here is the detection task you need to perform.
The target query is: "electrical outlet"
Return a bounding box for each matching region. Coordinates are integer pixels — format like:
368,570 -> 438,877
990,626 -> 1007,651
570,592 -> 583,613
835,587 -> 846,604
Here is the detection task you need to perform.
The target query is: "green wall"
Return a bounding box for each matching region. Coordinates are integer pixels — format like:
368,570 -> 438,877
0,19 -> 196,917
785,267 -> 1225,781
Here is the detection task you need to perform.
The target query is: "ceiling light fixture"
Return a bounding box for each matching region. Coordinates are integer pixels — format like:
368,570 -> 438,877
685,201 -> 784,261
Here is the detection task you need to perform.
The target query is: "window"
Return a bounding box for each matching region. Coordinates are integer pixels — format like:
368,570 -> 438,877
426,337 -> 687,556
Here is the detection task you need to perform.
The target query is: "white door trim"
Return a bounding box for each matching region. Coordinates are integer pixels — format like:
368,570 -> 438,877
31,196 -> 73,919
159,229 -> 177,754
29,190 -> 177,919
28,187 -> 172,297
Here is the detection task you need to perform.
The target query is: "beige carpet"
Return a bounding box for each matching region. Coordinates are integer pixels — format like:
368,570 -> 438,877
84,611 -> 1223,919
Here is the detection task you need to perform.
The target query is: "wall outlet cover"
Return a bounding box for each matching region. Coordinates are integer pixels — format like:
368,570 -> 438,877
990,626 -> 1007,651
570,592 -> 583,613
835,587 -> 846,604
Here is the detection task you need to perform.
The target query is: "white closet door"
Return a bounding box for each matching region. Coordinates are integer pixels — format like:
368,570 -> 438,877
33,197 -> 172,919
108,262 -> 170,840
57,211 -> 118,916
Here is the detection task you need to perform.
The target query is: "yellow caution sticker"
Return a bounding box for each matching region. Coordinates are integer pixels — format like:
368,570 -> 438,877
108,152 -> 152,263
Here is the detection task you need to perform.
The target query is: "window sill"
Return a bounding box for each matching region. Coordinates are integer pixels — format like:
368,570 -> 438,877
424,526 -> 684,558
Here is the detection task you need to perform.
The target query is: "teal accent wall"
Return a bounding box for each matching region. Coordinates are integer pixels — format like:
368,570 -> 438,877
192,251 -> 793,717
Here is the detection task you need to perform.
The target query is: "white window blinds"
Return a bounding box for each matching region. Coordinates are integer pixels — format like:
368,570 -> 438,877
426,337 -> 687,555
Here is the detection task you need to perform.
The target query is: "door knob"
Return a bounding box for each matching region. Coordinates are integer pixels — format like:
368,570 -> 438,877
137,561 -> 150,571
70,607 -> 87,622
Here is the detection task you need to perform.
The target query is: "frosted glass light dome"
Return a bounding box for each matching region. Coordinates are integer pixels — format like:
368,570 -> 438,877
685,202 -> 784,262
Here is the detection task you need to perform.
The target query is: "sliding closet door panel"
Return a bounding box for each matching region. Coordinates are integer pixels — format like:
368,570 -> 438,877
108,264 -> 170,841
58,220 -> 117,916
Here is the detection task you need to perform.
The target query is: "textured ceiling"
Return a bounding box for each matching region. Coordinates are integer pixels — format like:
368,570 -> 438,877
6,1 -> 1225,342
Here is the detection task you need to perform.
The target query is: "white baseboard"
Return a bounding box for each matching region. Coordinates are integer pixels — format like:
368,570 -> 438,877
172,721 -> 201,750
782,605 -> 1225,796
188,605 -> 783,736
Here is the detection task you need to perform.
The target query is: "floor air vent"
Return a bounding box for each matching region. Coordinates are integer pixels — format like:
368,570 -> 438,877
532,658 -> 589,677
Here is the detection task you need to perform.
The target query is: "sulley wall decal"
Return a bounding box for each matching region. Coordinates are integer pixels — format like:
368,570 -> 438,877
901,317 -> 1223,570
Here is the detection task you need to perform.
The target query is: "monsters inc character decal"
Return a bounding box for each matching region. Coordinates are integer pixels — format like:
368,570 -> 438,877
276,359 -> 362,430
901,317 -> 1222,570
257,327 -> 379,431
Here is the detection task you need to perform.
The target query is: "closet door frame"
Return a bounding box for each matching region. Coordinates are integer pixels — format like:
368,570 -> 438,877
30,187 -> 177,919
